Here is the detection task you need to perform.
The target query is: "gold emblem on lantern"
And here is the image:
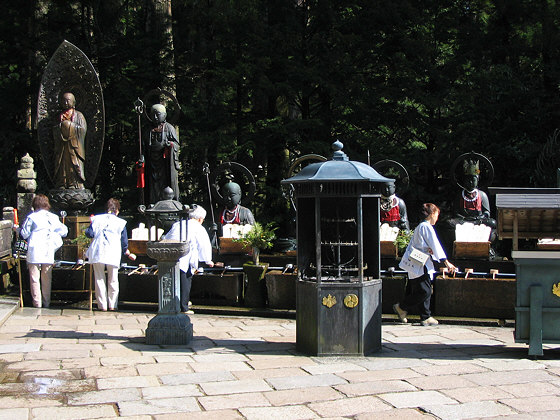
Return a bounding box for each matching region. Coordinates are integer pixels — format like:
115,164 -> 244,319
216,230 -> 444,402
344,294 -> 359,308
322,294 -> 337,308
553,282 -> 560,298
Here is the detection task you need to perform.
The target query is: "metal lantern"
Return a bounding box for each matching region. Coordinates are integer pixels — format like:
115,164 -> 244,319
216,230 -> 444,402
282,141 -> 392,355
139,187 -> 191,345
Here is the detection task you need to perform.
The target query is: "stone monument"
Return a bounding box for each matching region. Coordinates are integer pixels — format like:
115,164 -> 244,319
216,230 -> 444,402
16,153 -> 37,224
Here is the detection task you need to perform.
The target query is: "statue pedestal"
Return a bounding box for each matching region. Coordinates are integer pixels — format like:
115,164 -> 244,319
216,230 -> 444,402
145,241 -> 192,345
48,188 -> 94,214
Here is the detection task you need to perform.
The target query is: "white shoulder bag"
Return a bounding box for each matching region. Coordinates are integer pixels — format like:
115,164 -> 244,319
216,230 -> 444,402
403,247 -> 430,270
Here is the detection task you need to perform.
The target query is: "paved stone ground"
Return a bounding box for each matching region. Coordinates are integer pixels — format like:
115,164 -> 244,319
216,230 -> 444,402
1,307 -> 560,419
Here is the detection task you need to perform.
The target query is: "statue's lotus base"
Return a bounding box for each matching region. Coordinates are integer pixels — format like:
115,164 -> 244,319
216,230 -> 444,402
48,188 -> 94,214
145,313 -> 193,345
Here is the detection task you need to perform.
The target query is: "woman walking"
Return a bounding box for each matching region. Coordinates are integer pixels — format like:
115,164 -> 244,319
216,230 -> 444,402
20,194 -> 68,308
394,203 -> 457,326
85,198 -> 136,311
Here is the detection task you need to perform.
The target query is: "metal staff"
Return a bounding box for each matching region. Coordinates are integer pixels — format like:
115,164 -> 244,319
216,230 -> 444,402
134,98 -> 145,206
203,162 -> 218,249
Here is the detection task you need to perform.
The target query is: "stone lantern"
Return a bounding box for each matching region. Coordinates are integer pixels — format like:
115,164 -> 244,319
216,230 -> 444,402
140,187 -> 191,345
282,141 -> 392,356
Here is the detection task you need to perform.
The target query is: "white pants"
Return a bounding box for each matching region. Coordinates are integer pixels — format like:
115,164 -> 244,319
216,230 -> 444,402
27,263 -> 53,308
92,263 -> 119,311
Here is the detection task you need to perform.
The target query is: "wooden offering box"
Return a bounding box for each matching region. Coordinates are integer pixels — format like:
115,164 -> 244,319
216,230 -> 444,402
453,241 -> 490,259
128,240 -> 148,256
219,237 -> 247,254
380,241 -> 397,257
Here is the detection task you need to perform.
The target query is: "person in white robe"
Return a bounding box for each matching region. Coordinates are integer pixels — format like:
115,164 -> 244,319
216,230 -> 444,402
20,194 -> 68,308
394,203 -> 457,326
163,204 -> 214,313
85,198 -> 136,311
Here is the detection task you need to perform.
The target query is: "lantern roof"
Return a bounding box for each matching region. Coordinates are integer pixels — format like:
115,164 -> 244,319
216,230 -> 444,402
282,141 -> 393,185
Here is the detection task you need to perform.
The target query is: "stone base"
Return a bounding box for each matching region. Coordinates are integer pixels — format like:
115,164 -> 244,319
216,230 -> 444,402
0,220 -> 12,259
145,313 -> 193,345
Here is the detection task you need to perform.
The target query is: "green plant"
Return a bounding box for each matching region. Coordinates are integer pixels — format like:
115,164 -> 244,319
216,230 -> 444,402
394,229 -> 413,255
233,222 -> 277,265
70,228 -> 92,248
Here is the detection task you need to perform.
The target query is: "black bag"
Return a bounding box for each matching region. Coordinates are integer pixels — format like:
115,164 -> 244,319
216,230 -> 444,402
13,238 -> 28,255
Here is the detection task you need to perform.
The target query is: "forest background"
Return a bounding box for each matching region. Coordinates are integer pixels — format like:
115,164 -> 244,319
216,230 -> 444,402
1,0 -> 560,235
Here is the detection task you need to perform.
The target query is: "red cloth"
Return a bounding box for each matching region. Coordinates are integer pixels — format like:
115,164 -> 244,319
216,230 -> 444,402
60,108 -> 74,122
136,162 -> 145,188
463,192 -> 482,211
381,205 -> 401,223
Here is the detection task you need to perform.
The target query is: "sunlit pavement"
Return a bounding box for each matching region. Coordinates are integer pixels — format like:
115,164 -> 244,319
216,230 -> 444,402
1,303 -> 560,419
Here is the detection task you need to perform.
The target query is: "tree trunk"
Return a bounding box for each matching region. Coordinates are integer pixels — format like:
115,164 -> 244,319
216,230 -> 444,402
147,0 -> 176,96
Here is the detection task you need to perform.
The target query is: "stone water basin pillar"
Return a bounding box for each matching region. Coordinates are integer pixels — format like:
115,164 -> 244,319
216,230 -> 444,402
145,240 -> 192,345
140,187 -> 191,345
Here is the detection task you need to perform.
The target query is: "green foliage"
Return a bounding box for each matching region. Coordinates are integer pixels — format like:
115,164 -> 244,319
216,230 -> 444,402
394,229 -> 414,255
233,222 -> 277,252
70,228 -> 92,248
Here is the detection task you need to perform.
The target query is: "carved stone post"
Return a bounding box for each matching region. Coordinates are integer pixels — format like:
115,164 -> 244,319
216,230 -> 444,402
17,153 -> 37,223
145,239 -> 192,345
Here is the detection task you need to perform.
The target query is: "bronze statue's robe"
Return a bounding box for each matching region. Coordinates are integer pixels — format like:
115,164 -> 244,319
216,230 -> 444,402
145,122 -> 180,204
53,109 -> 87,189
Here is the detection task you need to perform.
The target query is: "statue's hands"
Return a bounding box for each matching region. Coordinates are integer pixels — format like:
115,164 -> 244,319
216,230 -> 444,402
60,120 -> 72,138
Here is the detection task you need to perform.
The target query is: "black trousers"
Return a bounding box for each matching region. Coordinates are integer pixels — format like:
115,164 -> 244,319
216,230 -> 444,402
401,269 -> 432,321
180,268 -> 193,312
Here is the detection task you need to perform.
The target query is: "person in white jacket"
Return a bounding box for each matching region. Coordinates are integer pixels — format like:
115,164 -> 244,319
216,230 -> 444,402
20,194 -> 68,308
85,198 -> 136,311
163,204 -> 214,313
394,203 -> 457,326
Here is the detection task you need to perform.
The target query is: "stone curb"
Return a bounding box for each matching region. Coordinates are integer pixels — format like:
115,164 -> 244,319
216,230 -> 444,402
0,297 -> 19,327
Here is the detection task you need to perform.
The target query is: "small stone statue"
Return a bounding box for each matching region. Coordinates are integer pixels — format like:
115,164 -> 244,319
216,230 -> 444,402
144,104 -> 180,204
451,159 -> 496,230
219,182 -> 255,229
445,159 -> 497,249
380,180 -> 410,231
53,92 -> 87,189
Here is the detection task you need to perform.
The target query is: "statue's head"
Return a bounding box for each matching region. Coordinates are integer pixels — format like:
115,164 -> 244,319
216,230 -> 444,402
60,92 -> 76,110
221,182 -> 242,209
462,159 -> 480,192
381,180 -> 396,198
151,104 -> 167,124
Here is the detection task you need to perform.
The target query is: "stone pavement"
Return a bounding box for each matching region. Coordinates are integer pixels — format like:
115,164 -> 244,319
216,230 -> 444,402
1,308 -> 560,420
